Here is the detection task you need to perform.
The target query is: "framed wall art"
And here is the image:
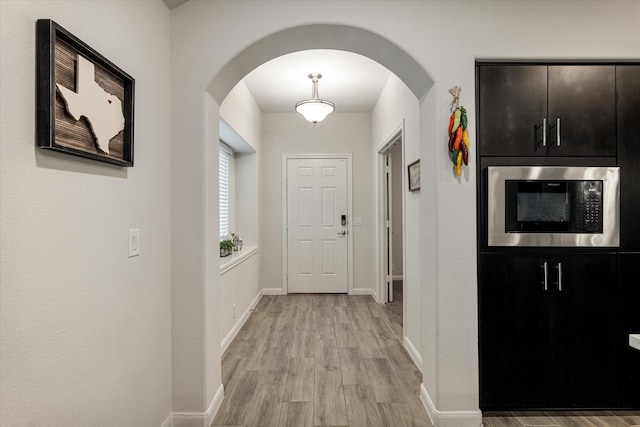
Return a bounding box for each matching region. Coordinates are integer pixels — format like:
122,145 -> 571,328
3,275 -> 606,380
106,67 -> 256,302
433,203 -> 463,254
408,159 -> 420,191
36,19 -> 135,167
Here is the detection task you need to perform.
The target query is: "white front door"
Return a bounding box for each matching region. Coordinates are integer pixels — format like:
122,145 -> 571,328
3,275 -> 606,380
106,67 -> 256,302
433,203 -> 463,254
286,157 -> 348,293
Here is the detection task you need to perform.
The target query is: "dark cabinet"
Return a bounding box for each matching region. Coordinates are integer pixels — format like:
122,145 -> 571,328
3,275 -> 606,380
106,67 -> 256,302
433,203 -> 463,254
618,254 -> 640,407
479,252 -> 549,409
479,252 -> 618,410
478,64 -> 616,157
617,65 -> 640,251
478,65 -> 547,156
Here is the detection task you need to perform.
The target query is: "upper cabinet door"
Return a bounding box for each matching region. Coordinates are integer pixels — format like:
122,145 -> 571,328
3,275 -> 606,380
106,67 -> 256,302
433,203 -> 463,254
478,65 -> 547,156
617,65 -> 640,252
547,65 -> 616,157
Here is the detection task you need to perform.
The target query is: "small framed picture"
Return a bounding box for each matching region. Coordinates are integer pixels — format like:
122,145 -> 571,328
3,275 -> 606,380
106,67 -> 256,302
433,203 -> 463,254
408,159 -> 420,191
36,19 -> 135,167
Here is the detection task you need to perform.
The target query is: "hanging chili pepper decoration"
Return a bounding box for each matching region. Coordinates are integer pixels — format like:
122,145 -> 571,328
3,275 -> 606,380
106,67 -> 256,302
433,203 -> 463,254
447,86 -> 469,177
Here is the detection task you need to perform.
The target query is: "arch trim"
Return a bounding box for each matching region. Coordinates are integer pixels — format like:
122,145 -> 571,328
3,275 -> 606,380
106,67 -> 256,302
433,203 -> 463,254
208,24 -> 432,104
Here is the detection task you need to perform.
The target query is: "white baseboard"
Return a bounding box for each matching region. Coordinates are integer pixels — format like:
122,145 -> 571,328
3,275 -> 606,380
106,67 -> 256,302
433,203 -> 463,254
353,287 -> 375,297
221,290 -> 263,352
420,384 -> 483,427
262,287 -> 284,295
204,385 -> 225,427
403,336 -> 423,371
171,384 -> 225,427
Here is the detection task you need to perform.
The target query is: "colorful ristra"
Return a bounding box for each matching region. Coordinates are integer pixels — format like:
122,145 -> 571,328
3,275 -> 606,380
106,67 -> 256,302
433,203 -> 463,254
447,106 -> 469,176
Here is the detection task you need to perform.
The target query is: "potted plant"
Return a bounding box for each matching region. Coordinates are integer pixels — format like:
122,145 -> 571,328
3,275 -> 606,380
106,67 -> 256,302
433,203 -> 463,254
220,239 -> 234,257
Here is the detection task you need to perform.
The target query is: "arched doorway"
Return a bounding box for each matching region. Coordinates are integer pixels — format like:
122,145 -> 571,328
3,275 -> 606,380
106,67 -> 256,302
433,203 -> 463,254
171,21 -> 445,425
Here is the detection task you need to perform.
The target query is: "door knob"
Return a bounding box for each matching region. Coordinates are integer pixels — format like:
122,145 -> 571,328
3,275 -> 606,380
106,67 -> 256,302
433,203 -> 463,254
337,231 -> 348,236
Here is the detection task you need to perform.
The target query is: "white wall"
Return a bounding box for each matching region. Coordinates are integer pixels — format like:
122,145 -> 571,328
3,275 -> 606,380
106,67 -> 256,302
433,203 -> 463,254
260,113 -> 374,294
218,81 -> 262,354
220,251 -> 260,349
372,74 -> 422,365
169,1 -> 640,426
0,1 -> 172,426
219,81 -> 262,154
220,81 -> 262,246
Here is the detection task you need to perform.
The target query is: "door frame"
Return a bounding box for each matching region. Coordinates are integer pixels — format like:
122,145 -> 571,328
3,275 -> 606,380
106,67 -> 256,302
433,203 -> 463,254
281,154 -> 354,295
376,121 -> 406,317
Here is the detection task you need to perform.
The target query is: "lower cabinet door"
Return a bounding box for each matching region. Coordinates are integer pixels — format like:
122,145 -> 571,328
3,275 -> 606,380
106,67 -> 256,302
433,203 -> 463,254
479,253 -> 551,409
480,252 -> 619,409
619,254 -> 640,407
549,254 -> 618,407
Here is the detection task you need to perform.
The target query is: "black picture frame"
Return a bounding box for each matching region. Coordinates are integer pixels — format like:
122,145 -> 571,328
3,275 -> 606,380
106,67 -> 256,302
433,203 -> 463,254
408,159 -> 420,191
36,19 -> 134,167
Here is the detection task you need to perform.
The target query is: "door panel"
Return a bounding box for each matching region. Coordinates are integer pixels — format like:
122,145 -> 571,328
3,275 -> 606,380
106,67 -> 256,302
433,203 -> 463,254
298,188 -> 313,227
479,252 -> 551,409
478,65 -> 547,156
297,240 -> 313,275
287,158 -> 348,293
321,187 -> 336,227
547,65 -> 616,157
322,240 -> 337,274
617,65 -> 640,251
619,254 -> 640,407
550,254 -> 618,407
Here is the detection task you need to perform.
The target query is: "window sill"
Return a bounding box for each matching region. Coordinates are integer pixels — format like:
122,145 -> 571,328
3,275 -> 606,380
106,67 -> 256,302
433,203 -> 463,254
220,245 -> 258,275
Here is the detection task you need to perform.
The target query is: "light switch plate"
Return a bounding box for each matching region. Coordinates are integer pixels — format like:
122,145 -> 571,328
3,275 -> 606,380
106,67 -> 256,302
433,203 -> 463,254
630,334 -> 640,351
354,216 -> 363,226
128,229 -> 140,257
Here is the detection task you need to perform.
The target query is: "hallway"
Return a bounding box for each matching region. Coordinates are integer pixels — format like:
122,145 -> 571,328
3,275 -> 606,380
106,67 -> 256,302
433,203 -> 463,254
212,294 -> 432,426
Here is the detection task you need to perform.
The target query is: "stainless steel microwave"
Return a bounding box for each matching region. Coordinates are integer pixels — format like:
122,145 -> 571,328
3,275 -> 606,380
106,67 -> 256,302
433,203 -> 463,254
487,166 -> 620,247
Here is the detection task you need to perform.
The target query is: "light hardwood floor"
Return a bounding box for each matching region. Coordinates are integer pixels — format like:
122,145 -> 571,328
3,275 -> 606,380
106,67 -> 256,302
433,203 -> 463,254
483,411 -> 640,427
213,294 -> 640,427
212,294 -> 431,427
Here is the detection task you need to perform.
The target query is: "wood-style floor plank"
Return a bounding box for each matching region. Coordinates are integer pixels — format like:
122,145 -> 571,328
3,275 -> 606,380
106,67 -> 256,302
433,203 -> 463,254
343,385 -> 384,427
283,357 -> 315,402
363,357 -> 405,403
315,337 -> 340,371
241,382 -> 285,427
314,369 -> 348,426
353,330 -> 385,358
335,322 -> 359,349
212,369 -> 259,425
378,401 -> 432,427
483,411 -> 640,427
337,347 -> 370,386
278,402 -> 314,427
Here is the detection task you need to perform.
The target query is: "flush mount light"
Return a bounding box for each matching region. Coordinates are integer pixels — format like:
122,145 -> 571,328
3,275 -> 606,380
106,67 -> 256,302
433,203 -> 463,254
295,73 -> 335,125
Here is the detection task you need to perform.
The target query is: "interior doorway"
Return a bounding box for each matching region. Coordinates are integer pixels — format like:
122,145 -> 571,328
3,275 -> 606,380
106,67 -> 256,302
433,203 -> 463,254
378,124 -> 405,325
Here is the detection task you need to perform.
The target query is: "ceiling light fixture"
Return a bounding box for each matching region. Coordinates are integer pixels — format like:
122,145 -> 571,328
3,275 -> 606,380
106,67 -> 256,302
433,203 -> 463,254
295,73 -> 335,125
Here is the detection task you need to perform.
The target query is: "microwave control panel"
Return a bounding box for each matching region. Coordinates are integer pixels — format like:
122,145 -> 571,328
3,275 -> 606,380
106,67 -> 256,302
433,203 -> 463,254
576,181 -> 603,233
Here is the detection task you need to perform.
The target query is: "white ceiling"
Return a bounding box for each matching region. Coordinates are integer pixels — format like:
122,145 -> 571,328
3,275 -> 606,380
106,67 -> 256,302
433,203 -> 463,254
242,49 -> 392,113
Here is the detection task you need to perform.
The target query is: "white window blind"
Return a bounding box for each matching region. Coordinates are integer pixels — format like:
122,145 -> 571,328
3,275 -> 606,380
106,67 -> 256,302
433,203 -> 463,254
219,144 -> 232,239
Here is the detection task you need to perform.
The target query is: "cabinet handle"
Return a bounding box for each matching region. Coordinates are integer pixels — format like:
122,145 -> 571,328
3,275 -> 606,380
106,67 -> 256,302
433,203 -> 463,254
556,118 -> 561,147
542,118 -> 547,147
542,261 -> 548,291
556,262 -> 563,291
